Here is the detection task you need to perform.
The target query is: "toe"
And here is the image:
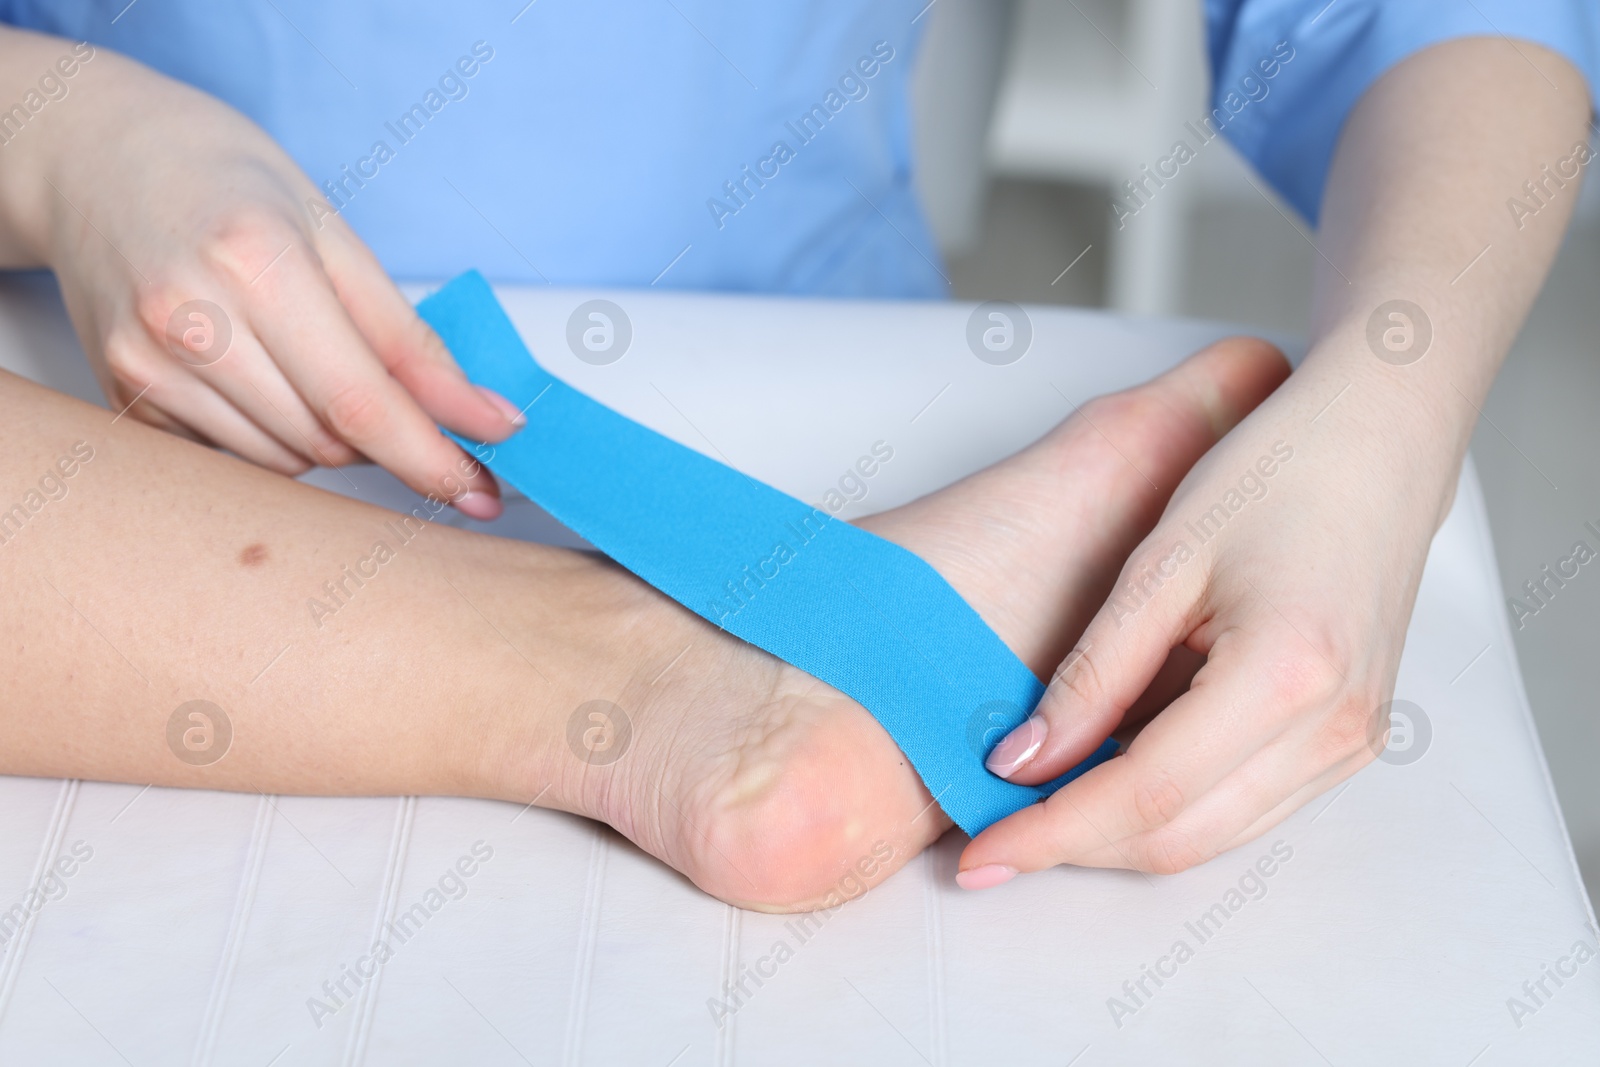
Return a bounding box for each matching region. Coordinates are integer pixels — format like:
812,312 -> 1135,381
1163,335 -> 1292,439
1060,334 -> 1290,494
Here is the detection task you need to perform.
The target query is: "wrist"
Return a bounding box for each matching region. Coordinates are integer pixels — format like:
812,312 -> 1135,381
1267,335 -> 1474,529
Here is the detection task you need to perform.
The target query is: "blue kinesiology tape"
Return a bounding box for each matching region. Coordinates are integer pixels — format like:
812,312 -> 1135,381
418,271 -> 1117,834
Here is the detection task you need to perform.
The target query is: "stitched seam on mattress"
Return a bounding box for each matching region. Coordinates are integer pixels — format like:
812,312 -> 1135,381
191,792 -> 275,1067
563,827 -> 609,1067
922,848 -> 948,1067
344,795 -> 417,1067
0,778 -> 79,1027
715,902 -> 741,1067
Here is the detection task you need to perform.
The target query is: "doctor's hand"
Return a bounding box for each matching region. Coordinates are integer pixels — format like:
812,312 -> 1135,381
954,32 -> 1589,886
0,27 -> 519,516
957,357 -> 1452,884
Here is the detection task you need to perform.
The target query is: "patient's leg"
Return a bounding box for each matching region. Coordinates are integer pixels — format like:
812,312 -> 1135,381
0,366 -> 647,799
0,337 -> 1287,911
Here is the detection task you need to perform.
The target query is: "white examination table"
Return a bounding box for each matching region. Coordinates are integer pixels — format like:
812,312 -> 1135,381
0,275 -> 1594,1065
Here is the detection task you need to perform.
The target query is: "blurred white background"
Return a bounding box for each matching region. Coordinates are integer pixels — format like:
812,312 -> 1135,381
912,0 -> 1600,906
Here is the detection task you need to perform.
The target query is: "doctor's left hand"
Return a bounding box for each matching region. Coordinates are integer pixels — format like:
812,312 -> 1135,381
956,360 -> 1453,883
4,29 -> 521,517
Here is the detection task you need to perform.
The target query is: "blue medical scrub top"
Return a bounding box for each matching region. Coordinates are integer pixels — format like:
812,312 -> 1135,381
1,1 -> 1595,296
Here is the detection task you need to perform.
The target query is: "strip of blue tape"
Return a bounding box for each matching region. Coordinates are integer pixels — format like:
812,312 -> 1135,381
418,271 -> 1117,834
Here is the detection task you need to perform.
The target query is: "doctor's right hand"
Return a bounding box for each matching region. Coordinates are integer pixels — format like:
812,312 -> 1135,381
0,26 -> 521,517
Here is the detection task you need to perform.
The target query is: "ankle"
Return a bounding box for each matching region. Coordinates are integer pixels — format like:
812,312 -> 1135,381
469,543 -> 692,818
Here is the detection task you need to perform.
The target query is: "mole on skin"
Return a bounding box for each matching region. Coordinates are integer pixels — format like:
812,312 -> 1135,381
238,542 -> 269,567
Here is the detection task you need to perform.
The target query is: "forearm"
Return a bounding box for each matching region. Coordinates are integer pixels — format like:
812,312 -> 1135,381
0,369 -> 638,801
1299,37 -> 1590,516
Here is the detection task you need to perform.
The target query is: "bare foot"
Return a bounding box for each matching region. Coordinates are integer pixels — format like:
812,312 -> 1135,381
520,337 -> 1289,911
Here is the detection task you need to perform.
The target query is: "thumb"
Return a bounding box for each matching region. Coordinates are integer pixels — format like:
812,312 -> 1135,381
985,543 -> 1197,784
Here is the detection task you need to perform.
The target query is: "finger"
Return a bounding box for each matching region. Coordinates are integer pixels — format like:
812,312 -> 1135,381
985,337 -> 1289,785
189,330 -> 361,467
135,290 -> 356,466
102,330 -> 309,471
245,246 -> 502,517
1211,748 -> 1374,854
1071,717 -> 1371,872
979,537 -> 1195,783
107,380 -> 194,440
129,377 -> 309,474
96,316 -> 203,445
1118,646 -> 1206,737
316,224 -> 524,441
962,627 -> 1324,876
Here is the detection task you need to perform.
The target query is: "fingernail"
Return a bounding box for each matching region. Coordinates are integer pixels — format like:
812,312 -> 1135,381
453,491 -> 502,521
478,386 -> 527,428
985,714 -> 1047,779
955,864 -> 1017,891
